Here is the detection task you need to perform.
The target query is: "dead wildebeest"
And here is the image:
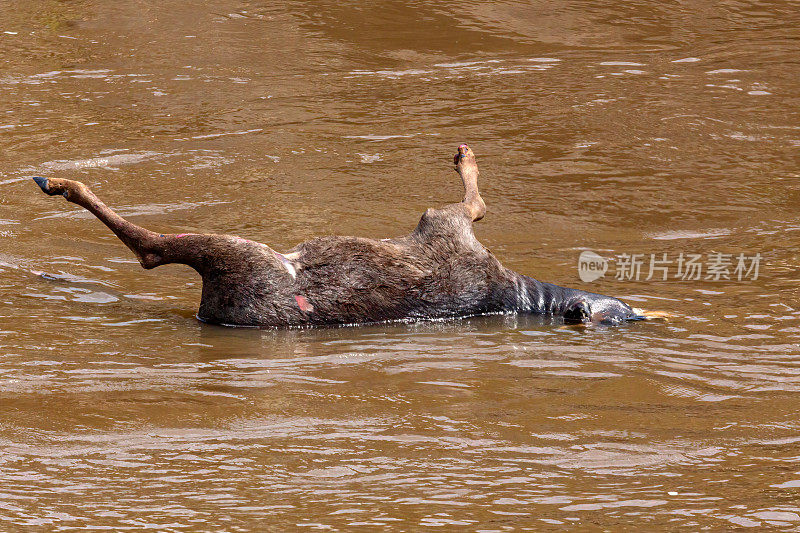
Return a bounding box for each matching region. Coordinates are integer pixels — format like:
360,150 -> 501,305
32,144 -> 642,327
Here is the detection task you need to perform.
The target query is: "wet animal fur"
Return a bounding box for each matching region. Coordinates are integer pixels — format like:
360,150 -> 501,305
32,145 -> 638,327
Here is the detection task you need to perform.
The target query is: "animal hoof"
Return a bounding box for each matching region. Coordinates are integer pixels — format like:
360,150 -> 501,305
564,300 -> 592,324
32,176 -> 50,194
453,144 -> 475,165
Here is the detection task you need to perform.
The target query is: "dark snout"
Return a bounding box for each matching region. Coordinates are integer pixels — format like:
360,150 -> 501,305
32,176 -> 50,194
582,294 -> 643,325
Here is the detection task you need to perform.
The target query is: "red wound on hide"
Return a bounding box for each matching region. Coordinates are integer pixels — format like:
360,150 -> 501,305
295,295 -> 314,313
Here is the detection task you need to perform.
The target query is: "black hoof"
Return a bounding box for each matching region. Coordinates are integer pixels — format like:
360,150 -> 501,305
32,176 -> 50,194
564,300 -> 592,324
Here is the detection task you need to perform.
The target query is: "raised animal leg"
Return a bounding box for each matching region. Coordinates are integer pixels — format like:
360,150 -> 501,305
31,176 -> 253,274
453,144 -> 486,222
33,176 -> 304,326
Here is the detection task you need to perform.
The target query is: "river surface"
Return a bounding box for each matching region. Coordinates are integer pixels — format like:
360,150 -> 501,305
1,1 -> 800,530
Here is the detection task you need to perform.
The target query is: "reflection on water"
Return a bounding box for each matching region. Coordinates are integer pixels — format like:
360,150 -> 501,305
1,0 -> 800,529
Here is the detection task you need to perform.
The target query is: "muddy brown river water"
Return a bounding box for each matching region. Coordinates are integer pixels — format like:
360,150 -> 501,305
1,1 -> 800,530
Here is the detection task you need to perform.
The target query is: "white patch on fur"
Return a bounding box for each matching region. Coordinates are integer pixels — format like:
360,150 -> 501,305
273,251 -> 297,279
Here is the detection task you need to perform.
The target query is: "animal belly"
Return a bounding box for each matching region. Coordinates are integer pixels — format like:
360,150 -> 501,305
297,263 -> 512,325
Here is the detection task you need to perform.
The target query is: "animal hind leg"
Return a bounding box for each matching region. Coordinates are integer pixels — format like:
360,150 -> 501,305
32,176 -> 241,273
